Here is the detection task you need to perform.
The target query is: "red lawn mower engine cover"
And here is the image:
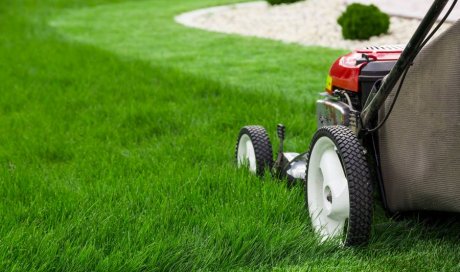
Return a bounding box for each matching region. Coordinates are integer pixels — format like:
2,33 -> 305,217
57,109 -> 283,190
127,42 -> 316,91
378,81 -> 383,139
325,45 -> 404,109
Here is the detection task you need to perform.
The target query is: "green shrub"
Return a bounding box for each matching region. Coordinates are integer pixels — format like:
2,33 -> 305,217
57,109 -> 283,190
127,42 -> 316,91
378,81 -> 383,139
266,0 -> 302,5
337,3 -> 390,40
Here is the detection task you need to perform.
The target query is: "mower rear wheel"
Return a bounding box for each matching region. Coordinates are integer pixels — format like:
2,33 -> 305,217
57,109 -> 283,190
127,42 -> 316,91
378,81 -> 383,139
236,126 -> 273,176
305,126 -> 373,246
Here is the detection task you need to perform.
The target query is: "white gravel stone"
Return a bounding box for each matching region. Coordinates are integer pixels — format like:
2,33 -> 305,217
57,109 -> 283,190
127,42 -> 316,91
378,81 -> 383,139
347,0 -> 460,22
175,0 -> 452,50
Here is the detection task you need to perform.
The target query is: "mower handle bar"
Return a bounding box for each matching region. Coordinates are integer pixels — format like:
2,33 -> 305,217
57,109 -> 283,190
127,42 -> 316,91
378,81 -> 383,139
360,0 -> 450,129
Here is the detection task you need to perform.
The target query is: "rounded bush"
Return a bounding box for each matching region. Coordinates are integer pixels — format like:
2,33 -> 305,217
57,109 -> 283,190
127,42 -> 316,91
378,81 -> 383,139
337,3 -> 390,40
266,0 -> 302,5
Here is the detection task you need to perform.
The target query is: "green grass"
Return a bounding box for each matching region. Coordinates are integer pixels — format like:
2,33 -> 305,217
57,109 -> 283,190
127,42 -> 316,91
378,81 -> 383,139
1,0 -> 460,271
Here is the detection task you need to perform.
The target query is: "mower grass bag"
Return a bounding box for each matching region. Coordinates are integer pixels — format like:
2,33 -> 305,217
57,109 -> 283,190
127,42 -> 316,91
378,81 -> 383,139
379,20 -> 460,213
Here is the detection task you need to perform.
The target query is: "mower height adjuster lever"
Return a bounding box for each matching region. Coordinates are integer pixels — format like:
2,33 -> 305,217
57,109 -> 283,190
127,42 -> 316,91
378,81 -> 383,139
273,124 -> 286,175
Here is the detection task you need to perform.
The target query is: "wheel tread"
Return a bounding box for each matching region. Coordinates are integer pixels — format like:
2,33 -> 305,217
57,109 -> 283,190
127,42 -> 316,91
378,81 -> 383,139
305,125 -> 373,246
235,125 -> 273,176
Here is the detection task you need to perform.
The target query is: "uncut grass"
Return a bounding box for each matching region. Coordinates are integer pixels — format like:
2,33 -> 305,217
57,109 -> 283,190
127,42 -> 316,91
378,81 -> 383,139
1,0 -> 460,271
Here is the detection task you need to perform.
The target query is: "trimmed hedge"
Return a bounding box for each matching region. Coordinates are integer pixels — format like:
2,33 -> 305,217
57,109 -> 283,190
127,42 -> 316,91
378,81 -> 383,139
266,0 -> 302,5
338,3 -> 390,40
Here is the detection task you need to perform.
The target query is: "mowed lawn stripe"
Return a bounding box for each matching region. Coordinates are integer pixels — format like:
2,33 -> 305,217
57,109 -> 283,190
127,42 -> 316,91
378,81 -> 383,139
50,0 -> 343,100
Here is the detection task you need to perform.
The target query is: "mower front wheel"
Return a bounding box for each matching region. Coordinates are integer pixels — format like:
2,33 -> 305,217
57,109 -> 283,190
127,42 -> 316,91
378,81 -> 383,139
305,126 -> 373,246
235,126 -> 273,176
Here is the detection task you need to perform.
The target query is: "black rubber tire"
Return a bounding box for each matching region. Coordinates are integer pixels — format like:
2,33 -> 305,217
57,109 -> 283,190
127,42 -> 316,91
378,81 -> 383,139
305,125 -> 373,246
235,126 -> 273,176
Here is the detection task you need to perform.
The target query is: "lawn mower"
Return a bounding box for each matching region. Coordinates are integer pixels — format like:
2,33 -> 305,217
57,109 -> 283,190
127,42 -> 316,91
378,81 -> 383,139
235,0 -> 460,246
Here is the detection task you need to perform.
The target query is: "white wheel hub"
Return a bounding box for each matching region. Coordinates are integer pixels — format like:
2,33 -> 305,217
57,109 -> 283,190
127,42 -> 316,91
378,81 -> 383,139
237,134 -> 257,173
307,136 -> 350,242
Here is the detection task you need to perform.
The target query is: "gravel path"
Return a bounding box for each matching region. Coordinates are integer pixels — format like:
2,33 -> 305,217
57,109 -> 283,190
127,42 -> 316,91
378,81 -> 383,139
175,0 -> 454,50
348,0 -> 460,22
